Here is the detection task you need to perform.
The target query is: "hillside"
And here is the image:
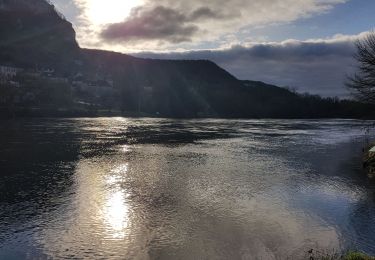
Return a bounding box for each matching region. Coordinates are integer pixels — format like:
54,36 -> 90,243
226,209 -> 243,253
80,49 -> 246,117
0,0 -> 374,118
0,0 -> 79,71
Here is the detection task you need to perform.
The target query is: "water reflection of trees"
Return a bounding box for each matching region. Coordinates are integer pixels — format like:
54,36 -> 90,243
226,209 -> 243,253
345,189 -> 375,254
0,119 -> 82,243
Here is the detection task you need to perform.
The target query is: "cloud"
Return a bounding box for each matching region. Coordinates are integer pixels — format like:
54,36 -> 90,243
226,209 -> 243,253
134,32 -> 372,97
101,6 -> 199,44
100,5 -> 231,44
98,0 -> 348,48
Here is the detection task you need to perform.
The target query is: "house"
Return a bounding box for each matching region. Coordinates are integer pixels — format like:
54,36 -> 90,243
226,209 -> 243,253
8,81 -> 20,88
0,66 -> 22,86
370,147 -> 375,157
0,65 -> 21,78
73,72 -> 84,81
38,68 -> 55,78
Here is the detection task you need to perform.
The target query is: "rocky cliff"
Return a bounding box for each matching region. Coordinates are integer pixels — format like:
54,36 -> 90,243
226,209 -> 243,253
0,0 -> 79,70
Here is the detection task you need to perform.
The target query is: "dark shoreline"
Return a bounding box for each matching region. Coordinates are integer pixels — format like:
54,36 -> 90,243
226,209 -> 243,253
1,107 -> 375,120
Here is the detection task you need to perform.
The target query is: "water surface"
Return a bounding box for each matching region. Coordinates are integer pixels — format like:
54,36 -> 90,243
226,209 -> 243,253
1,118 -> 375,259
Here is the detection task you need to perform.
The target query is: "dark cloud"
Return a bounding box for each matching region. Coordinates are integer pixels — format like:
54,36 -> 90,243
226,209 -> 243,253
134,36 -> 362,97
100,5 -> 229,44
189,7 -> 226,20
101,6 -> 200,43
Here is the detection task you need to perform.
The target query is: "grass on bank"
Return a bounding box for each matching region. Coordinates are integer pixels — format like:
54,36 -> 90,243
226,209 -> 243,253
343,252 -> 374,260
314,251 -> 375,260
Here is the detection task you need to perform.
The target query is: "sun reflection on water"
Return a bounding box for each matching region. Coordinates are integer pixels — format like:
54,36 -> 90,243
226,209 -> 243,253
103,163 -> 130,239
112,163 -> 129,175
104,190 -> 129,239
121,145 -> 131,153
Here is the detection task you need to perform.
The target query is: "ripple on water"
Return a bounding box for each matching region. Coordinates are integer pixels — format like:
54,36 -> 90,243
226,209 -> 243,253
0,118 -> 375,259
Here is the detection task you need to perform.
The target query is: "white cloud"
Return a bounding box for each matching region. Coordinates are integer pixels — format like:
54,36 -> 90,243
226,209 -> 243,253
64,0 -> 348,51
134,31 -> 373,97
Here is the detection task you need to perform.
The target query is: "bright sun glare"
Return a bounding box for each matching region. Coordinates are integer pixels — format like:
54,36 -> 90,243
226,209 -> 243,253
103,163 -> 130,239
86,0 -> 142,25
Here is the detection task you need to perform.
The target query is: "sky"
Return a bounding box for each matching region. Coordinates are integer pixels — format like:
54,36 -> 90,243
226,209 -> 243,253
50,0 -> 375,97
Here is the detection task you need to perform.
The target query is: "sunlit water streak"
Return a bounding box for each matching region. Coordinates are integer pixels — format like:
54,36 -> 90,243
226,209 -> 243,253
0,118 -> 375,259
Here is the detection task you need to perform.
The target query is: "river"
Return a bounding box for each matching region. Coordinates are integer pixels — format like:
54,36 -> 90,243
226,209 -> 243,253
1,118 -> 375,259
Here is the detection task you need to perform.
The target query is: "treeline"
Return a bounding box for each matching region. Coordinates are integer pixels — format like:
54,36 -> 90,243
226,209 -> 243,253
1,70 -> 374,119
116,78 -> 375,119
77,50 -> 374,119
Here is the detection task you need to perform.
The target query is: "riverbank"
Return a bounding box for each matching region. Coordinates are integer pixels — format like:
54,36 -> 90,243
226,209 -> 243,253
0,106 -> 157,119
315,251 -> 375,260
343,252 -> 374,260
2,106 -> 375,120
363,144 -> 375,177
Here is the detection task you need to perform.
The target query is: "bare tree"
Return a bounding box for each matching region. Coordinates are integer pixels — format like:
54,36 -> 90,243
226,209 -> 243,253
347,31 -> 375,104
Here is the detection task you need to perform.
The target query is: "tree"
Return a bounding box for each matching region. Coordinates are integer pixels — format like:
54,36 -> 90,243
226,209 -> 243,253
347,31 -> 375,104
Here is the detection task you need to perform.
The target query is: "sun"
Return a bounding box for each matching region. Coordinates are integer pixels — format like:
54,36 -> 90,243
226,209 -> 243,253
85,0 -> 142,25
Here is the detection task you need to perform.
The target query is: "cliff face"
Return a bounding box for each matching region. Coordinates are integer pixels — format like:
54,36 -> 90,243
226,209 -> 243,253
0,0 -> 79,69
0,0 -> 54,13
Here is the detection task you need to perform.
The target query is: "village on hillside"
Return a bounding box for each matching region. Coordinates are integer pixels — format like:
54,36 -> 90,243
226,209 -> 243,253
0,64 -> 118,112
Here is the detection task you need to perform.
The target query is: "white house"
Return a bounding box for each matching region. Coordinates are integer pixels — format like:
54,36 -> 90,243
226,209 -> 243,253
0,65 -> 21,78
369,146 -> 375,156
